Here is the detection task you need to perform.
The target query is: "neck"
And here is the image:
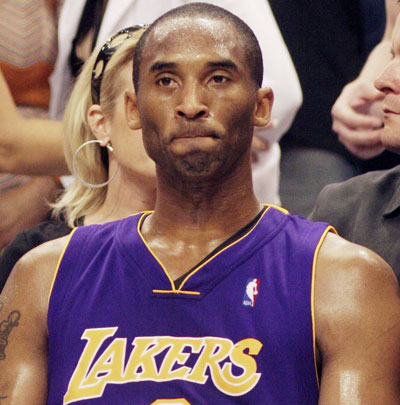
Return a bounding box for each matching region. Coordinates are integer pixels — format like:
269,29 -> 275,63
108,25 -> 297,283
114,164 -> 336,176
149,155 -> 261,238
84,170 -> 156,225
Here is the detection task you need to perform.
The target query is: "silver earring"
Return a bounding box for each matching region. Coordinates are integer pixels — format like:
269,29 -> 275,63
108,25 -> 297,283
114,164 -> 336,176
72,139 -> 119,189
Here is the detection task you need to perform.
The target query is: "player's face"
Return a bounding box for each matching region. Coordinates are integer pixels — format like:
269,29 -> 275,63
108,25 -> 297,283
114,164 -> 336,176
133,17 -> 271,181
375,15 -> 400,154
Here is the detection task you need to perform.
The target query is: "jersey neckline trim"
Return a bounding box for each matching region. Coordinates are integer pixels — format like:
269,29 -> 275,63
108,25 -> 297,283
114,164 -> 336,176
136,205 -> 275,295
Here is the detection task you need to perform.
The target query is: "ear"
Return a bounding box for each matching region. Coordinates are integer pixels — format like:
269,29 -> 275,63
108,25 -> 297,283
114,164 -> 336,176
252,87 -> 274,128
87,105 -> 111,146
125,90 -> 142,130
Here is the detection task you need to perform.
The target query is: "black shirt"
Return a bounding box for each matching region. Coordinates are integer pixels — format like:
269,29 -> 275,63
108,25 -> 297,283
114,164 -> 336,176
269,0 -> 399,171
309,165 -> 400,281
0,219 -> 73,292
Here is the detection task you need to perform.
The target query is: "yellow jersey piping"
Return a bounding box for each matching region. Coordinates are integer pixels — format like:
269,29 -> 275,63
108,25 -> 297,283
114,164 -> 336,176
47,227 -> 79,305
137,212 -> 181,294
138,205 -> 284,294
178,205 -> 273,290
265,203 -> 289,215
311,225 -> 337,388
152,289 -> 201,295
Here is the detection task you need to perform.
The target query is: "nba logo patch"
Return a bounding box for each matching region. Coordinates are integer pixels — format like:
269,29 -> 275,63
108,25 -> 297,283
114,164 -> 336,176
242,278 -> 260,307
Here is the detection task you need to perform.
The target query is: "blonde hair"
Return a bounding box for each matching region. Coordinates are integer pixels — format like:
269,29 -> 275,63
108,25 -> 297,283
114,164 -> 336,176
52,27 -> 146,227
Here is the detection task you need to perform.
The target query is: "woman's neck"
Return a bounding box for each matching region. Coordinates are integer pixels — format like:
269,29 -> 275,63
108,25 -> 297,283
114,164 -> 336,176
84,173 -> 156,225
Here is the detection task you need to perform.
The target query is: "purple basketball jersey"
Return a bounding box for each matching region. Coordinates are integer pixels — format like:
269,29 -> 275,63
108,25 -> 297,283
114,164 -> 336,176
47,206 -> 332,404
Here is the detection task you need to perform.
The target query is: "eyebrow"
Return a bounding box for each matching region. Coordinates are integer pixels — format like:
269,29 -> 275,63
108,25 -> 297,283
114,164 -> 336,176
149,59 -> 239,72
150,62 -> 177,72
206,60 -> 238,71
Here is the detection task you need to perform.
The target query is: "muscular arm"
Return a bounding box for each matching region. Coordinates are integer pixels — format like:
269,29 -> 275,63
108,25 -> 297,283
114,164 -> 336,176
315,233 -> 400,403
0,69 -> 68,176
331,0 -> 399,159
0,238 -> 66,403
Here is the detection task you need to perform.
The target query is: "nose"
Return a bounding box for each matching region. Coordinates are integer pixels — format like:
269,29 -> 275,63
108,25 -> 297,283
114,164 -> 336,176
375,61 -> 400,94
174,81 -> 210,120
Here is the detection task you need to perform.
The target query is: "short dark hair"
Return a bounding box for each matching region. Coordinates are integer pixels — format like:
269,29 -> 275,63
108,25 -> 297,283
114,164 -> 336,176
133,2 -> 263,91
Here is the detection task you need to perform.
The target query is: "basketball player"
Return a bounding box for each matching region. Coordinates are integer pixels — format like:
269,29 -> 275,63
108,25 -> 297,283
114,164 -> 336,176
1,4 -> 400,403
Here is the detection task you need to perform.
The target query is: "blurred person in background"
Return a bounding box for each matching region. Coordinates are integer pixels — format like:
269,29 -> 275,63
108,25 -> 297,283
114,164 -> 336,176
310,10 -> 400,282
0,25 -> 156,291
0,0 -> 64,248
270,0 -> 399,216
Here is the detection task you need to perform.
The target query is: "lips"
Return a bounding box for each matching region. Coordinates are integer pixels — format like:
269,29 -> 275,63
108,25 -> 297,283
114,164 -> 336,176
383,106 -> 397,114
383,108 -> 400,119
174,133 -> 217,139
382,98 -> 400,115
170,129 -> 220,142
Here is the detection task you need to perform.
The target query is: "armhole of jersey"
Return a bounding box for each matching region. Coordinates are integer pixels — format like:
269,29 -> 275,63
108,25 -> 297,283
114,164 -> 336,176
47,227 -> 79,306
311,225 -> 337,388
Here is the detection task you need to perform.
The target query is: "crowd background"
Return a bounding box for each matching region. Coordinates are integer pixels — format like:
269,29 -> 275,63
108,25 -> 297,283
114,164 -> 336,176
270,0 -> 400,216
0,0 -> 399,270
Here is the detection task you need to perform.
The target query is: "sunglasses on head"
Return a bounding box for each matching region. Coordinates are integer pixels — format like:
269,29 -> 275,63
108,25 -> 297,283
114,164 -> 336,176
91,24 -> 147,105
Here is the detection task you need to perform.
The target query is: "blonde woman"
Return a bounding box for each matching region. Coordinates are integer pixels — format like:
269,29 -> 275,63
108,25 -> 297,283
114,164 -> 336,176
0,25 -> 156,290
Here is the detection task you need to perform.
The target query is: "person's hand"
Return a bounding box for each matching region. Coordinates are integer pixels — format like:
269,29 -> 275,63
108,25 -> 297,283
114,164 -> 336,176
331,78 -> 385,159
0,176 -> 59,249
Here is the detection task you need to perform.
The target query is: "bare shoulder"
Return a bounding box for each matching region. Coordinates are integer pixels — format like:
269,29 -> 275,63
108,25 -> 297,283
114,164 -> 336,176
314,219 -> 400,401
315,232 -> 399,303
315,233 -> 400,374
315,232 -> 400,326
1,235 -> 71,317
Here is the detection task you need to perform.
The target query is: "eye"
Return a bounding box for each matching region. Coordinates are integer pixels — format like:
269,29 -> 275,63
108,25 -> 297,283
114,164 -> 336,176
210,75 -> 230,84
156,76 -> 176,87
391,48 -> 395,59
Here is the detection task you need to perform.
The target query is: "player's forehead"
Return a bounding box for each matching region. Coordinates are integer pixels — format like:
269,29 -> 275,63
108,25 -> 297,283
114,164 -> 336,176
142,16 -> 247,70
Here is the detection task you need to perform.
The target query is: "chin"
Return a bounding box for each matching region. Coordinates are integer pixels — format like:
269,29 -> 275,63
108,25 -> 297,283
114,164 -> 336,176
178,159 -> 218,179
381,128 -> 400,155
170,150 -> 219,174
384,144 -> 400,155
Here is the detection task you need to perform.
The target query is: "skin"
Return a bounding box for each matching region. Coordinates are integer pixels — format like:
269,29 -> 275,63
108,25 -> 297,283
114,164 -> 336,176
0,69 -> 67,176
0,1 -> 108,177
0,69 -> 64,249
375,14 -> 400,154
331,0 -> 399,159
127,18 -> 272,276
85,61 -> 156,224
1,15 -> 400,403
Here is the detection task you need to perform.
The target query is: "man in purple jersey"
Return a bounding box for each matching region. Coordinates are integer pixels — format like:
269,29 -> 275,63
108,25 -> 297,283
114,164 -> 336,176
1,3 -> 400,403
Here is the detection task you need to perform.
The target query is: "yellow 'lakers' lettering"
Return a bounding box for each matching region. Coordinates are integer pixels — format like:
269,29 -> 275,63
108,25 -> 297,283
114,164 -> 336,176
64,329 -> 263,404
124,337 -> 166,380
157,338 -> 203,380
151,399 -> 191,405
187,337 -> 233,384
64,327 -> 119,404
220,338 -> 263,395
83,338 -> 127,386
187,337 -> 262,396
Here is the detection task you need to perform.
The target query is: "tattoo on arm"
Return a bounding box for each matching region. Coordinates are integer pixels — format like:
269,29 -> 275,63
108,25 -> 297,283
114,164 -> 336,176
0,310 -> 21,361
